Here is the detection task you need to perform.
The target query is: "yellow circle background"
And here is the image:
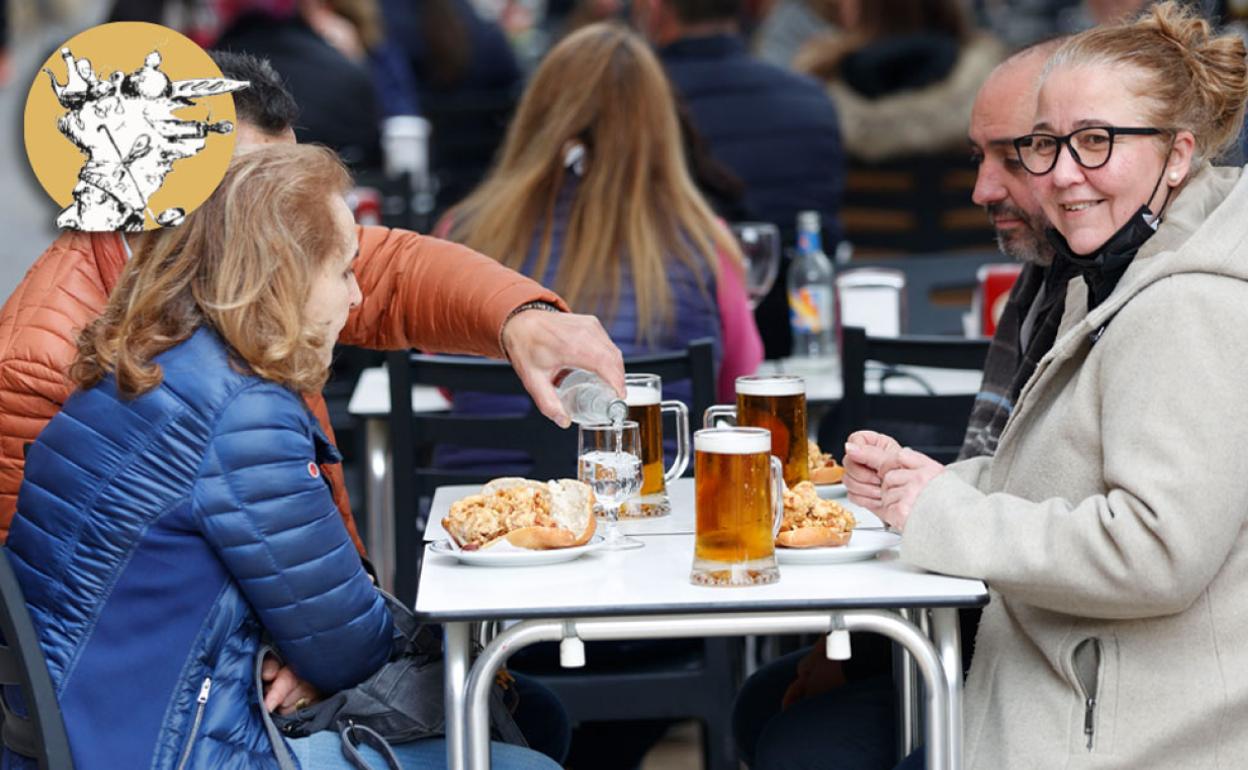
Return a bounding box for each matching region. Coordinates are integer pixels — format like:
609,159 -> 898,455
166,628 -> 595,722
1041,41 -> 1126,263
23,22 -> 238,231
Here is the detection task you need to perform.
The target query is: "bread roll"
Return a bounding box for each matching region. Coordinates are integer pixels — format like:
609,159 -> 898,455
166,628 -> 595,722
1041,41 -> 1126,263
444,478 -> 597,550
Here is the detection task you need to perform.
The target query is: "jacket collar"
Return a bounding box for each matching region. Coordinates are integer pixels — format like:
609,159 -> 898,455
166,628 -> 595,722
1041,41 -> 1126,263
95,231 -> 130,297
658,33 -> 746,62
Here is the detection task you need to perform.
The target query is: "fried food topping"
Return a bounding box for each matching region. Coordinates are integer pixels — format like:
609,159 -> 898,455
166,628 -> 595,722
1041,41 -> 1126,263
446,484 -> 556,548
780,481 -> 855,534
807,439 -> 841,473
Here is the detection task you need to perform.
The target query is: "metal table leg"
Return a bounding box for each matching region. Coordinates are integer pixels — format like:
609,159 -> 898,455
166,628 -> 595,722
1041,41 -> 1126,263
444,622 -> 473,770
897,607 -> 919,758
363,417 -> 393,591
459,610 -> 951,770
931,608 -> 964,770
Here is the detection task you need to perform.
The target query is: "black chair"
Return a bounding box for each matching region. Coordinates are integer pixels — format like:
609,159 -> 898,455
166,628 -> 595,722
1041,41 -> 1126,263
825,327 -> 990,464
0,550 -> 73,770
387,339 -> 740,769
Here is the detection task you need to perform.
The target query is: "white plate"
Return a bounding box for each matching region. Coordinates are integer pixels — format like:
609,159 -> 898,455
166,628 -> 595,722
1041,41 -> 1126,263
816,482 -> 848,498
775,529 -> 900,564
429,535 -> 605,567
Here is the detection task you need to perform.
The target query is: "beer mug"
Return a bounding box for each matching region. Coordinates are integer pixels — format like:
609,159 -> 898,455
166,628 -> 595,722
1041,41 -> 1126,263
621,373 -> 690,518
703,375 -> 809,487
690,427 -> 784,587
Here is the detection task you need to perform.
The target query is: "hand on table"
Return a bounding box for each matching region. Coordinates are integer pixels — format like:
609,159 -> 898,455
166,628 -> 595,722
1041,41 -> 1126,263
878,448 -> 945,533
842,430 -> 902,514
781,638 -> 847,709
261,654 -> 322,715
501,309 -> 625,428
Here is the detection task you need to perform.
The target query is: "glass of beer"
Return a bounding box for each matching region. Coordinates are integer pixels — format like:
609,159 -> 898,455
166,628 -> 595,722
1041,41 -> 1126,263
690,427 -> 784,586
703,375 -> 809,487
621,373 -> 690,518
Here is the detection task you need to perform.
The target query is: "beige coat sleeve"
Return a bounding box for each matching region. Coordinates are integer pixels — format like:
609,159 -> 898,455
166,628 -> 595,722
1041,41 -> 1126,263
902,275 -> 1248,619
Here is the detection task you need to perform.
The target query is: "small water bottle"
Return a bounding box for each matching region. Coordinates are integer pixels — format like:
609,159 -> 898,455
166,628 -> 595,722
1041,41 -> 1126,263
787,211 -> 838,363
556,370 -> 628,425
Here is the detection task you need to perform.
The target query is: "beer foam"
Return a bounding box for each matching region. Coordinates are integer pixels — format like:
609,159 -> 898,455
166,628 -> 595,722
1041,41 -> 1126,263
735,375 -> 804,396
695,428 -> 770,454
625,385 -> 660,406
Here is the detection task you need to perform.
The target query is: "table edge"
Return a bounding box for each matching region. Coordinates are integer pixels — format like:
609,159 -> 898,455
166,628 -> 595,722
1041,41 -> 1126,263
414,593 -> 990,623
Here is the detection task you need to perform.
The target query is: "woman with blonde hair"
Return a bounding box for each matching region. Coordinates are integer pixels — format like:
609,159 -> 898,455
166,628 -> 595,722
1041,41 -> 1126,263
835,3 -> 1248,767
439,22 -> 761,472
3,145 -> 558,770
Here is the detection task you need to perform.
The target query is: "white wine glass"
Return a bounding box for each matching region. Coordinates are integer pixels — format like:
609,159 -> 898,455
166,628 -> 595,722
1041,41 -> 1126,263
577,421 -> 645,551
730,222 -> 782,309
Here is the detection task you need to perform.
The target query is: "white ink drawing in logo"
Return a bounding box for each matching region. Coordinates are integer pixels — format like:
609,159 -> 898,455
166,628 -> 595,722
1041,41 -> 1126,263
42,47 -> 248,231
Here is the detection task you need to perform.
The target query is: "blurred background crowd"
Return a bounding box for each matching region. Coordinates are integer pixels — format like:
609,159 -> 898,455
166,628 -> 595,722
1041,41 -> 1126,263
3,0 -> 1246,307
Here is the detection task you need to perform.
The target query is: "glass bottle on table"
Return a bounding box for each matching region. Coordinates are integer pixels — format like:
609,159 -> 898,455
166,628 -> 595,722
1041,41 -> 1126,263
787,211 -> 839,368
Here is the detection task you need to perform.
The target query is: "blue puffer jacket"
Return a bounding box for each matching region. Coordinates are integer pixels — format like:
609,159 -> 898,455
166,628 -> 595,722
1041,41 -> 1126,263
4,328 -> 394,770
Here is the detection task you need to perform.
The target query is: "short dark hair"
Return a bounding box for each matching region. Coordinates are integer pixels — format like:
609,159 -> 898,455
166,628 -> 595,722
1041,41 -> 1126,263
668,0 -> 740,25
208,50 -> 299,135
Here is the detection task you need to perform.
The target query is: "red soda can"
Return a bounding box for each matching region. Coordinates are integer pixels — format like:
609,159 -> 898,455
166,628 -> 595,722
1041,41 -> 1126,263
977,264 -> 1024,337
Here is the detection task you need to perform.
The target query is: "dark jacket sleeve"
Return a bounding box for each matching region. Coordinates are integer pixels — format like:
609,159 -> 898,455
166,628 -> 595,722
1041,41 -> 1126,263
192,383 -> 394,693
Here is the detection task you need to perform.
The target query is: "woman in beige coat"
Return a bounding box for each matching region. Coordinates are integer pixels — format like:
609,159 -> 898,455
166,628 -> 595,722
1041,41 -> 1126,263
845,3 -> 1248,767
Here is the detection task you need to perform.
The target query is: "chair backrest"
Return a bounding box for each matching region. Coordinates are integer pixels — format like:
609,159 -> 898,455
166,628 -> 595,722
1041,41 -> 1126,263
386,339 -> 716,602
847,250 -> 1004,336
0,550 -> 73,770
828,326 -> 989,464
840,152 -> 995,256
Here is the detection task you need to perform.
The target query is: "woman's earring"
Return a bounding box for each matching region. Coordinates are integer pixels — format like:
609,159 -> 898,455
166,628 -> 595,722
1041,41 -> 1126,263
1168,171 -> 1180,183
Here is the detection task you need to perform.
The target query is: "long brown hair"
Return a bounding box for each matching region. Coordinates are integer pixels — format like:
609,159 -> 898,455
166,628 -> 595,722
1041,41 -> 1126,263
447,22 -> 741,346
1046,0 -> 1248,166
73,144 -> 351,397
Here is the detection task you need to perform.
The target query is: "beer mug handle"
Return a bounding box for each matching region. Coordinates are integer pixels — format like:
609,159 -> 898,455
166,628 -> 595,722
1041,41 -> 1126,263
703,404 -> 737,430
661,400 -> 691,482
769,456 -> 785,538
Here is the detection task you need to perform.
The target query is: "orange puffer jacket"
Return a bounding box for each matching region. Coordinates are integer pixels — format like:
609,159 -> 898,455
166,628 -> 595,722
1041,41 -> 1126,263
0,226 -> 565,548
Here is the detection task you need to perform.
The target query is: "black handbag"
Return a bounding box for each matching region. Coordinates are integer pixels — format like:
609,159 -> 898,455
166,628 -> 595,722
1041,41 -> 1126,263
255,589 -> 526,770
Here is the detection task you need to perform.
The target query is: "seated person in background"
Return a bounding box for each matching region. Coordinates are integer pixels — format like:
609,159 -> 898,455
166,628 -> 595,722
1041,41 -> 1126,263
213,0 -> 386,169
793,0 -> 1003,163
0,50 -> 624,549
3,145 -> 559,770
438,21 -> 762,476
636,0 -> 844,359
846,4 -> 1248,767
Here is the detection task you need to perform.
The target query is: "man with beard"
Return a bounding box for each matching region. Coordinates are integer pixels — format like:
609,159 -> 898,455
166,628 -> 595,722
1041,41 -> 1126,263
959,39 -> 1068,460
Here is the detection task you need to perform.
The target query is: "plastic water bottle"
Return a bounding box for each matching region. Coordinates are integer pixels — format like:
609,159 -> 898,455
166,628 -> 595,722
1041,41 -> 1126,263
556,370 -> 628,425
787,211 -> 838,363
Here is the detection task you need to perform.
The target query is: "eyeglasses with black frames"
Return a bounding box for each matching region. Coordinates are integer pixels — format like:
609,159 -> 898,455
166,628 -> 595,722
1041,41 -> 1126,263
1012,126 -> 1165,176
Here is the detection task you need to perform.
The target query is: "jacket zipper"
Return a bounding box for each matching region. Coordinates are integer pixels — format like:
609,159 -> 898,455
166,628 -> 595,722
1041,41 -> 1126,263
1072,638 -> 1101,751
175,676 -> 213,770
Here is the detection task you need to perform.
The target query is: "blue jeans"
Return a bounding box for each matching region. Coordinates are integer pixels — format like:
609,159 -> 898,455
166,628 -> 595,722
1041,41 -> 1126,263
286,731 -> 561,770
733,647 -> 900,769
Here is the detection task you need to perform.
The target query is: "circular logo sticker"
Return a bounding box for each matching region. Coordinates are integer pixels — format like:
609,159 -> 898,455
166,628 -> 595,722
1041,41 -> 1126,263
23,22 -> 247,232
308,462 -> 321,479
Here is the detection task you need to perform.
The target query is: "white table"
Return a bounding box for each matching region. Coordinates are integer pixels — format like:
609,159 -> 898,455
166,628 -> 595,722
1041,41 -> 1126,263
415,532 -> 987,770
350,362 -> 981,590
424,476 -> 883,540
